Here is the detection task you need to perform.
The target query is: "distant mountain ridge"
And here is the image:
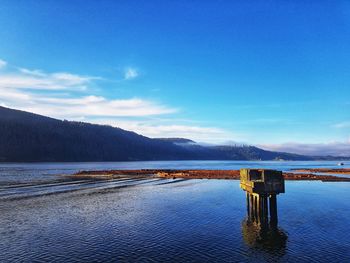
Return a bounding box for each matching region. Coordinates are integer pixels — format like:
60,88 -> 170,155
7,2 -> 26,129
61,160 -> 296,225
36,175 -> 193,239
0,106 -> 348,162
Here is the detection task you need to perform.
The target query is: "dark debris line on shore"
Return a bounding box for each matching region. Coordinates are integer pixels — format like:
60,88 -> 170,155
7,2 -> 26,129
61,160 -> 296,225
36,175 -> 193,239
73,169 -> 350,182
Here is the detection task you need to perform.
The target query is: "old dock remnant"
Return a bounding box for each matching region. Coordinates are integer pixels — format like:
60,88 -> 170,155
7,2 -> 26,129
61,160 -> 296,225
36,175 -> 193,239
240,169 -> 285,227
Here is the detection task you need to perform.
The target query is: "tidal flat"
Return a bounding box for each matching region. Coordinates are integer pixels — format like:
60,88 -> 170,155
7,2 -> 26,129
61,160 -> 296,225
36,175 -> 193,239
74,168 -> 350,181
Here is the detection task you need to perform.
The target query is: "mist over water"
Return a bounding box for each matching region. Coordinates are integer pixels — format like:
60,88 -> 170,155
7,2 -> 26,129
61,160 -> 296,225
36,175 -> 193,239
0,161 -> 350,262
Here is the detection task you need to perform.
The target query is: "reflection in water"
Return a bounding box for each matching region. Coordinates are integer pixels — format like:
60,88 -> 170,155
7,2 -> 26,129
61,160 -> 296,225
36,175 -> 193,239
241,218 -> 288,252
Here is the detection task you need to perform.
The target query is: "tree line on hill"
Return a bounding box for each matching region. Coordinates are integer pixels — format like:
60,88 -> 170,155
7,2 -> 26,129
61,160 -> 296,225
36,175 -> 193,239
0,106 -> 347,162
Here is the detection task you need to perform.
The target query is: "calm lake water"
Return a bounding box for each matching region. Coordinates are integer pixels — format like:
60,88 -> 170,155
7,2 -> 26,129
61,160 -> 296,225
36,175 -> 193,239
0,161 -> 350,262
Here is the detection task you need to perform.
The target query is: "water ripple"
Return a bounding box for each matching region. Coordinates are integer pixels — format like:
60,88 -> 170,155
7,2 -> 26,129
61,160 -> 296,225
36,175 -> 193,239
1,177 -> 350,262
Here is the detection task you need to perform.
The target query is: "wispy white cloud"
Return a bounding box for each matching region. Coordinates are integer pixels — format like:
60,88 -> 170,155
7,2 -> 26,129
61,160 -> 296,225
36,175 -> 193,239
0,59 -> 7,69
0,61 -> 238,143
0,70 -> 96,91
332,121 -> 350,129
0,84 -> 177,118
90,119 -> 238,143
28,96 -> 176,117
259,141 -> 350,157
0,63 -> 177,118
124,67 -> 138,80
18,68 -> 46,77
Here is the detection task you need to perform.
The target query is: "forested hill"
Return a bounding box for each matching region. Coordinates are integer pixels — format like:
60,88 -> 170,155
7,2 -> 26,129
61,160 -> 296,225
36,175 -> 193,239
0,106 -> 342,162
0,106 -> 202,162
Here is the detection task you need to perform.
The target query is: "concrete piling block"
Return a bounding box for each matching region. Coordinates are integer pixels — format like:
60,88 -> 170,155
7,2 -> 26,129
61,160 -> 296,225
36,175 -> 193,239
240,169 -> 284,227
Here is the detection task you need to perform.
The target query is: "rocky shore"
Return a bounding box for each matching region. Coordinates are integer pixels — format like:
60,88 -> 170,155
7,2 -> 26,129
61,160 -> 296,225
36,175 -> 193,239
74,169 -> 350,182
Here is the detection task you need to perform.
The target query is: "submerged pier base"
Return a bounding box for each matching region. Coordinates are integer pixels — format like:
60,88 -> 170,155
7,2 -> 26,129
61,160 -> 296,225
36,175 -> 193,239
240,169 -> 287,250
240,169 -> 285,227
246,192 -> 278,228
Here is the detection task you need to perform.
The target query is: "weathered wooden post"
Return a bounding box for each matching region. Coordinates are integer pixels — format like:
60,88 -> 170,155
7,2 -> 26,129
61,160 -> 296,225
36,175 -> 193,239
240,169 -> 285,227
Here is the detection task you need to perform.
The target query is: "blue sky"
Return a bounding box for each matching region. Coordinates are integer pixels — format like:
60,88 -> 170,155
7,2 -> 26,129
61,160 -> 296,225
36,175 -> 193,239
0,0 -> 349,155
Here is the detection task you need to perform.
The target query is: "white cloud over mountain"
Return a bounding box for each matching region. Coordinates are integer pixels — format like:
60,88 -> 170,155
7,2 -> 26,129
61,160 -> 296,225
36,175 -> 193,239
91,119 -> 236,143
0,60 -> 234,143
4,60 -> 346,152
0,63 -> 175,117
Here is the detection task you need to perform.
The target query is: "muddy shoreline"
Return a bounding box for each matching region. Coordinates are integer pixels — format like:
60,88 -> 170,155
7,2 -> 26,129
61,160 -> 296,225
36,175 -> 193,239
74,169 -> 350,182
292,168 -> 350,174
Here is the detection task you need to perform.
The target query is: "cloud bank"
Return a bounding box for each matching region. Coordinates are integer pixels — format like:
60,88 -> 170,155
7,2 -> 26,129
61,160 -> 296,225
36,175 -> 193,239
259,141 -> 350,157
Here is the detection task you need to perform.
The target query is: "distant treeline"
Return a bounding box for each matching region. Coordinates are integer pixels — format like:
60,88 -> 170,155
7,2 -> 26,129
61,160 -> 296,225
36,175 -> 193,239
0,106 -> 346,162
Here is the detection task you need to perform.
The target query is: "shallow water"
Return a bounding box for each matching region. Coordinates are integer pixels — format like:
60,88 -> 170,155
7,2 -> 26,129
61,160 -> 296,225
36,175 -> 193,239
0,162 -> 350,262
0,160 -> 349,185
